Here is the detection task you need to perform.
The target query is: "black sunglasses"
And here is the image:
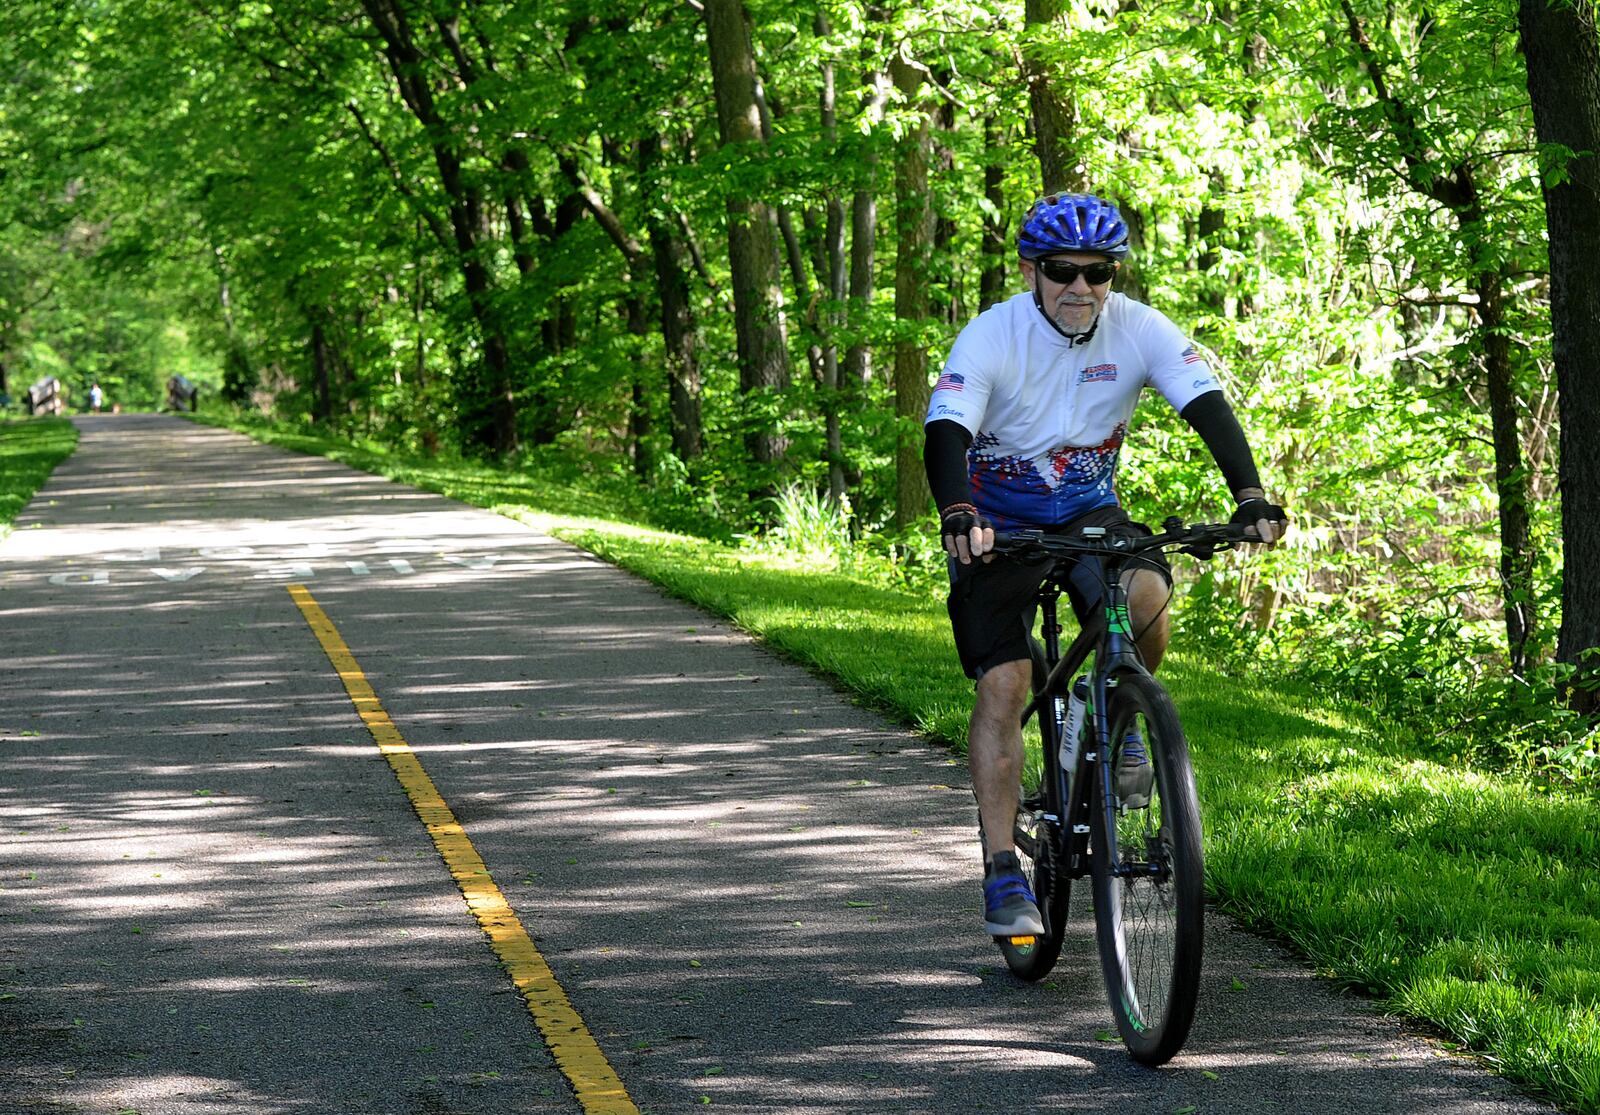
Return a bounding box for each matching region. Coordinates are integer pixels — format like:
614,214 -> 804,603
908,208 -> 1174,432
1035,258 -> 1118,286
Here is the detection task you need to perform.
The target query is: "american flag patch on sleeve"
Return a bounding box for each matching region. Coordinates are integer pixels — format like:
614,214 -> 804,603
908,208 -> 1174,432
1181,345 -> 1205,365
933,371 -> 965,392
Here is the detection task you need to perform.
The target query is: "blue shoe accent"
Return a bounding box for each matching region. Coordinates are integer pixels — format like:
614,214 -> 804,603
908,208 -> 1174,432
1122,731 -> 1147,763
1118,728 -> 1154,808
983,852 -> 1045,936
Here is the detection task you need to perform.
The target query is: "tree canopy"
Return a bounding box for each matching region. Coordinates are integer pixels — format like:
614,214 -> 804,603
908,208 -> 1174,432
3,0 -> 1598,742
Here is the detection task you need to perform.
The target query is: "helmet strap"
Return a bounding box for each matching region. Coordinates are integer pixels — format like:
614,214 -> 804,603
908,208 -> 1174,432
1029,281 -> 1102,346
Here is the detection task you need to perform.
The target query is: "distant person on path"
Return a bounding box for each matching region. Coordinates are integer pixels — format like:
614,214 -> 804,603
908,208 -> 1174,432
88,383 -> 104,413
923,192 -> 1288,938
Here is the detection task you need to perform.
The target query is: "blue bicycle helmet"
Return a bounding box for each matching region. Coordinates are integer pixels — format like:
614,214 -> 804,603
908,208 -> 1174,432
1017,193 -> 1130,260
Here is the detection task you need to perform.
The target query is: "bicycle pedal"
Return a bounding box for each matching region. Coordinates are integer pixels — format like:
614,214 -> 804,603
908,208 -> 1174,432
1006,935 -> 1037,947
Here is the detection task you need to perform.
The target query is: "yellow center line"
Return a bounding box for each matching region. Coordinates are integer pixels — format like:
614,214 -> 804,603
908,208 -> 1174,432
288,584 -> 638,1115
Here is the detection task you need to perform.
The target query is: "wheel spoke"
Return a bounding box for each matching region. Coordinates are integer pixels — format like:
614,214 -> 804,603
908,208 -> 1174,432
1092,673 -> 1203,1065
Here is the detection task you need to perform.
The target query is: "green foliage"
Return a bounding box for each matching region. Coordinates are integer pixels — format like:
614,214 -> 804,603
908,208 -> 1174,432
754,483 -> 854,563
0,0 -> 1581,855
3,0 -> 1574,706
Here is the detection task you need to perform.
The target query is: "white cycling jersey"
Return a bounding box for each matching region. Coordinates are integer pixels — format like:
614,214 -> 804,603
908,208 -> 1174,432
925,291 -> 1223,529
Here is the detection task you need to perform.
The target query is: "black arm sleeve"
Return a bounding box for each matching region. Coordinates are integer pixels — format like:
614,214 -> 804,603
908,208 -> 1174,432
923,419 -> 975,513
1178,390 -> 1263,497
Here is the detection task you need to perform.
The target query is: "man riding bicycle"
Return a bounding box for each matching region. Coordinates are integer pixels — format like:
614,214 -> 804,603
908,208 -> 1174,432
923,192 -> 1288,938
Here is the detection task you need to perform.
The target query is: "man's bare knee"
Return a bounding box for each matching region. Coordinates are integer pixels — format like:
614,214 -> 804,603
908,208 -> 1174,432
974,659 -> 1030,714
1124,569 -> 1171,670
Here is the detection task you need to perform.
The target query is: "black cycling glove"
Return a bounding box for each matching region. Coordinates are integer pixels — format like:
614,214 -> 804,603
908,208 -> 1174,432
940,502 -> 989,553
1231,497 -> 1288,531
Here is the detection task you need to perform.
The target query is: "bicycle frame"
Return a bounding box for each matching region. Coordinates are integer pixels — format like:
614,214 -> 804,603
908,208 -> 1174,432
1023,553 -> 1157,886
997,516 -> 1254,1062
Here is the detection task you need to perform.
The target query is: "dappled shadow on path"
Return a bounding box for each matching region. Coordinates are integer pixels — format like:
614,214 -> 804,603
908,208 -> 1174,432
0,416 -> 1552,1115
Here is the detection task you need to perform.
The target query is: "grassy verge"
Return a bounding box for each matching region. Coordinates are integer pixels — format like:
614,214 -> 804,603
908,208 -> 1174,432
199,411 -> 1598,1113
0,418 -> 79,538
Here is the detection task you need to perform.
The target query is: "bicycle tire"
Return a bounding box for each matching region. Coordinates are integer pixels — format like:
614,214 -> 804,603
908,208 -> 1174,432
997,640 -> 1071,980
1090,671 -> 1204,1065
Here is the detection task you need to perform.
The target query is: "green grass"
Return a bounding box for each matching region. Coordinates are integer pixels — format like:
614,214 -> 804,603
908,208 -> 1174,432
0,417 -> 79,537
199,411 -> 1600,1113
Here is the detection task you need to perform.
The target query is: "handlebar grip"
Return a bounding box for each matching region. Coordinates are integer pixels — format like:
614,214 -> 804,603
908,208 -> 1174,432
992,529 -> 1041,550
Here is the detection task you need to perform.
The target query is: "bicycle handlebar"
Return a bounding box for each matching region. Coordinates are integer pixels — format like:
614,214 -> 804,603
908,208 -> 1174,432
992,516 -> 1254,561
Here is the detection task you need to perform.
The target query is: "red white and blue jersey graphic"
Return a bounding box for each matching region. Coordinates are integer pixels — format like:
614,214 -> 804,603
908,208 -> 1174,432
926,292 -> 1222,530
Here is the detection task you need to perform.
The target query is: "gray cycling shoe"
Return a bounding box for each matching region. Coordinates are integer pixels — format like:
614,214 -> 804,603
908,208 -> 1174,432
983,851 -> 1045,936
1118,731 -> 1155,809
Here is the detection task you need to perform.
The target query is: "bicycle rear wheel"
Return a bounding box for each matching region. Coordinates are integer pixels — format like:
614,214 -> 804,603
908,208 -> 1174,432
1090,671 -> 1204,1065
997,641 -> 1071,981
998,792 -> 1069,980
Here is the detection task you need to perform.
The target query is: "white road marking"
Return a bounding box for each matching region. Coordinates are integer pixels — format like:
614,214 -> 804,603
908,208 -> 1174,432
35,551 -> 491,585
48,572 -> 109,586
253,563 -> 316,580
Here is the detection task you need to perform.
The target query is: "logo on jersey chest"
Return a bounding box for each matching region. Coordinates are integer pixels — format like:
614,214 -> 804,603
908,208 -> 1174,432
1079,363 -> 1119,384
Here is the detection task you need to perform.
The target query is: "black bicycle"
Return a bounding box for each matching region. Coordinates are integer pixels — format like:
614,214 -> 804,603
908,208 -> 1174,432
991,516 -> 1252,1066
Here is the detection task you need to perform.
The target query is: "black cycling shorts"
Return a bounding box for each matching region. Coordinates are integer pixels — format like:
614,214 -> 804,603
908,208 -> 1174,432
945,505 -> 1173,680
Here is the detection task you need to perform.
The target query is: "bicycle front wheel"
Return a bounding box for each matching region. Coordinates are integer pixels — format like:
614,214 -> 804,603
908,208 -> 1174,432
1090,671 -> 1204,1065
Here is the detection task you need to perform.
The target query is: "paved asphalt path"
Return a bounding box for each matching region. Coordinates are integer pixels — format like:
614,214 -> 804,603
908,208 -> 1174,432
0,414 -> 1556,1115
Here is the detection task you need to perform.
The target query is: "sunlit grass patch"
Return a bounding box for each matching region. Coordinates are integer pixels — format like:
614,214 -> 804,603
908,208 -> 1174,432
0,417 -> 78,536
1398,975 -> 1600,1110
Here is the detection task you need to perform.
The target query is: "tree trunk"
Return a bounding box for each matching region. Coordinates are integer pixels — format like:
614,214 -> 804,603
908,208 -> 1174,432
627,293 -> 653,479
1024,0 -> 1087,193
750,70 -> 813,333
652,217 -> 706,462
563,149 -> 659,475
845,43 -> 888,394
758,79 -> 827,393
527,186 -> 586,446
212,245 -> 254,405
1198,171 -> 1226,316
1115,189 -> 1150,304
1340,0 -> 1540,677
980,114 -> 1009,312
817,11 -> 849,506
1521,0 -> 1600,708
704,0 -> 792,482
360,0 -> 517,456
310,315 -> 333,425
411,221 -> 431,401
503,180 -> 536,276
890,51 -> 934,532
931,76 -> 959,326
639,136 -> 704,462
1476,262 -> 1536,676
